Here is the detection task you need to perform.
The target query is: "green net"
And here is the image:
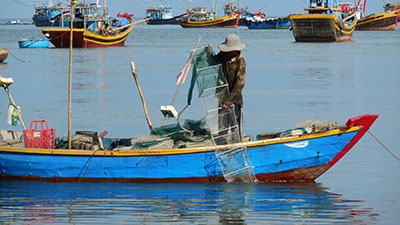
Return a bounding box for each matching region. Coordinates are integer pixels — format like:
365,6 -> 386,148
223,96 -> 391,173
187,46 -> 227,105
133,46 -> 228,149
131,119 -> 211,149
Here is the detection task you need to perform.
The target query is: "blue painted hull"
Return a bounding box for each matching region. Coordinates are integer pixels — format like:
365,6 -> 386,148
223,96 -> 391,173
1,130 -> 353,178
0,114 -> 379,182
246,17 -> 291,29
18,39 -> 49,48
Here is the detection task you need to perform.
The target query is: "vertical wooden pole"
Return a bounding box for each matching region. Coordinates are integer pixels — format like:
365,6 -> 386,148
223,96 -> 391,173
68,1 -> 76,150
130,61 -> 153,132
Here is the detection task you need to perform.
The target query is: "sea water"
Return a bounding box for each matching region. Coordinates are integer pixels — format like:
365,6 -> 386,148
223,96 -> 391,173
0,24 -> 399,224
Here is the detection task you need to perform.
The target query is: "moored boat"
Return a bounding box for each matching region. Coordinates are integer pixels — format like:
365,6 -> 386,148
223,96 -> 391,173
42,1 -> 137,48
289,0 -> 359,42
244,12 -> 291,29
384,1 -> 400,12
223,3 -> 251,26
356,0 -> 399,31
0,48 -> 8,62
18,37 -> 50,48
145,5 -> 185,25
0,45 -> 379,183
0,114 -> 379,183
178,0 -> 239,28
32,0 -> 70,27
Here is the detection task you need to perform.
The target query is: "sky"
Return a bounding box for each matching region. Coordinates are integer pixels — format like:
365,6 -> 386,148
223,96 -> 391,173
0,0 -> 391,19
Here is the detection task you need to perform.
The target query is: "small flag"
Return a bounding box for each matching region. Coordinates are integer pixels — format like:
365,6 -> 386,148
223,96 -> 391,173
176,58 -> 191,85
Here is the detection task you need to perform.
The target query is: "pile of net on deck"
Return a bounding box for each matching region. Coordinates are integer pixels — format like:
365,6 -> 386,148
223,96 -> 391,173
115,47 -> 224,150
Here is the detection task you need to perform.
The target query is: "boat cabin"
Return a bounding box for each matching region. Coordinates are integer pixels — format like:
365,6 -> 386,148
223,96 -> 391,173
306,0 -> 341,14
146,6 -> 174,20
185,7 -> 216,22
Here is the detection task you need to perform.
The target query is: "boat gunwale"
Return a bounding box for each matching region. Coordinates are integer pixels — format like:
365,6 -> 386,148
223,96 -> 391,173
0,126 -> 360,156
178,14 -> 238,27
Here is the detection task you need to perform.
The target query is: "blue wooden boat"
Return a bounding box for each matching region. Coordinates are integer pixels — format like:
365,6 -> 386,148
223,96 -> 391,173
0,46 -> 379,183
18,38 -> 49,48
32,1 -> 70,27
245,16 -> 291,29
145,5 -> 185,25
0,114 -> 378,182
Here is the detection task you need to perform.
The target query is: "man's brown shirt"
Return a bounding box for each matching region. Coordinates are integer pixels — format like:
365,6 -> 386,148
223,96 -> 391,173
216,52 -> 246,106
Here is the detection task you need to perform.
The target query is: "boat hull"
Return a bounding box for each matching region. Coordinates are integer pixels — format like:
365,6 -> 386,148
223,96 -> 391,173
356,9 -> 399,31
289,14 -> 357,42
178,14 -> 239,28
146,14 -> 184,25
0,114 -> 378,183
42,25 -> 134,48
18,39 -> 50,48
245,17 -> 291,29
0,48 -> 8,62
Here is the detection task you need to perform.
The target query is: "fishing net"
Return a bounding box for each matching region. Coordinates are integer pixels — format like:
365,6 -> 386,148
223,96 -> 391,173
187,46 -> 227,105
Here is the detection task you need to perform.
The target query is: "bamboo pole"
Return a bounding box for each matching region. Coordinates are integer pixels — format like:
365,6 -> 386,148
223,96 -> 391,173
68,0 -> 76,150
3,87 -> 26,130
130,61 -> 152,132
162,37 -> 201,126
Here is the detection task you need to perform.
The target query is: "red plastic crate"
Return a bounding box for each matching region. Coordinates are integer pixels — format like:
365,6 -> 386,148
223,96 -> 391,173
23,120 -> 56,149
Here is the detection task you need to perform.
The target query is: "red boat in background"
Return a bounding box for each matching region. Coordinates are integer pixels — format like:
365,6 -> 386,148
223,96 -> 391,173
42,1 -> 138,48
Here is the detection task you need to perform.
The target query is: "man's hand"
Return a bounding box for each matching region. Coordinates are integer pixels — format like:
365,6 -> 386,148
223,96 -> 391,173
221,103 -> 229,109
206,44 -> 212,55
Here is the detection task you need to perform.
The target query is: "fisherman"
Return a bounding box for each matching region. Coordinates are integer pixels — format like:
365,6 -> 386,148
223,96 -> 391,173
210,34 -> 246,143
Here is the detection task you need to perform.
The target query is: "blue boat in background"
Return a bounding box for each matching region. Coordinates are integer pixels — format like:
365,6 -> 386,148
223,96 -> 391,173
18,37 -> 50,48
244,12 -> 291,29
145,5 -> 185,25
32,1 -> 70,27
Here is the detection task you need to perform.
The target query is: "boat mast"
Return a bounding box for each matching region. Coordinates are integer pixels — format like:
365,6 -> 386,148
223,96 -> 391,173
68,0 -> 77,150
103,0 -> 108,17
363,0 -> 366,17
211,0 -> 217,16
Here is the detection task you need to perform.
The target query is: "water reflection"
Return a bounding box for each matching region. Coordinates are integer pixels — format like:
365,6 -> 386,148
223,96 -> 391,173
0,181 -> 377,224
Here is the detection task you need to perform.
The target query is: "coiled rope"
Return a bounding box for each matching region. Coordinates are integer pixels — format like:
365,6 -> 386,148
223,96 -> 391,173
368,130 -> 400,162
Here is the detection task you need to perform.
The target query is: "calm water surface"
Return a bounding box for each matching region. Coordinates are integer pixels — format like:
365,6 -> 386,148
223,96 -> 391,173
0,24 -> 399,224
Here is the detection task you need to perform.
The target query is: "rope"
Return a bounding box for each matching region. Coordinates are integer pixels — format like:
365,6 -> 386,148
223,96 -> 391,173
10,0 -> 31,9
7,50 -> 26,63
77,149 -> 100,182
368,130 -> 400,162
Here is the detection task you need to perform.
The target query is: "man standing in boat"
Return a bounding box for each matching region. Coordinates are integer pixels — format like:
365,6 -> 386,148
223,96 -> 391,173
210,34 -> 246,143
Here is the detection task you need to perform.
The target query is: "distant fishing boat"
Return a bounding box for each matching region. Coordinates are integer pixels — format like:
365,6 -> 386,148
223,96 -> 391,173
32,0 -> 70,27
42,1 -> 138,48
0,48 -> 8,62
355,0 -> 399,31
244,12 -> 291,29
223,3 -> 251,26
289,0 -> 360,42
178,0 -> 239,28
18,37 -> 50,48
145,5 -> 185,25
384,1 -> 400,12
